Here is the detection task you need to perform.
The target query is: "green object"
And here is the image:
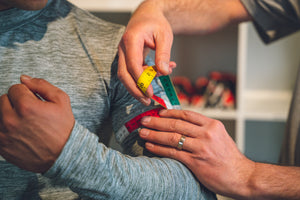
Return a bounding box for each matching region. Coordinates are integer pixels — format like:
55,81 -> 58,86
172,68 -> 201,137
159,76 -> 180,106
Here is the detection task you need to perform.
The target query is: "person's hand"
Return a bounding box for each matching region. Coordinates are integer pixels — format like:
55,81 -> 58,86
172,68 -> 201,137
0,75 -> 75,173
139,109 -> 255,198
118,0 -> 175,106
118,0 -> 251,106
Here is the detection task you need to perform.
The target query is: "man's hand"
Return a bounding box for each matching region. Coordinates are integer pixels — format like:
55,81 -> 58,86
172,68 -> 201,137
118,0 -> 175,106
118,0 -> 251,105
0,75 -> 75,173
139,109 -> 255,199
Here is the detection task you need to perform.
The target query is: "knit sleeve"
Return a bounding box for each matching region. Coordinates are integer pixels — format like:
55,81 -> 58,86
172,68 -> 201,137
44,58 -> 216,199
44,122 -> 215,199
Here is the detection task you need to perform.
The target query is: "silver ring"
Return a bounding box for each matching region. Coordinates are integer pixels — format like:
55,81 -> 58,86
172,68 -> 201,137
177,135 -> 186,150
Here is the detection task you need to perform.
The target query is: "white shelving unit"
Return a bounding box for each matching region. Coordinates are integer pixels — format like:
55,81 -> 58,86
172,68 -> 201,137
70,0 -> 300,163
237,23 -> 300,159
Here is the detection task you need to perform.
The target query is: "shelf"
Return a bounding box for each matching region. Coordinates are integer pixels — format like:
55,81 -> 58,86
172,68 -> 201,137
243,90 -> 292,121
182,90 -> 292,122
68,0 -> 143,12
182,106 -> 237,120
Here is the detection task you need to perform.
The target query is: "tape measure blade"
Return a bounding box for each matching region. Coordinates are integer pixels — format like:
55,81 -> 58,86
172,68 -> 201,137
137,66 -> 157,94
159,76 -> 180,106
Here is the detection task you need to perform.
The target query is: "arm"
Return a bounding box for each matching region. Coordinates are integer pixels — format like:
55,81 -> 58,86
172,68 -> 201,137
0,74 -> 215,199
139,109 -> 300,200
155,0 -> 250,35
45,122 -> 215,199
118,0 -> 251,104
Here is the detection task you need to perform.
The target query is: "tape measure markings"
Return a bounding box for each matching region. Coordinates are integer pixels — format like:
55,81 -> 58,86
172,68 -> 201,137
137,66 -> 157,94
137,66 -> 180,108
120,66 -> 182,138
159,76 -> 180,106
125,107 -> 164,133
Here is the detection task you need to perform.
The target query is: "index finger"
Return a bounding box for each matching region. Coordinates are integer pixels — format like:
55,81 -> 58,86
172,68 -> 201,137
7,84 -> 40,111
118,41 -> 152,105
159,109 -> 212,126
140,116 -> 202,138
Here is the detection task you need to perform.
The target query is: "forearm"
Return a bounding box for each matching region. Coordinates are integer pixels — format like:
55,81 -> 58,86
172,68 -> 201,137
246,163 -> 300,200
45,122 -> 215,199
141,0 -> 251,34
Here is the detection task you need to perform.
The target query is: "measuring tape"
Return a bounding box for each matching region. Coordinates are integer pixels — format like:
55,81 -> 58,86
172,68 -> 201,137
125,107 -> 164,133
117,65 -> 182,137
137,66 -> 157,94
158,75 -> 180,107
137,65 -> 180,109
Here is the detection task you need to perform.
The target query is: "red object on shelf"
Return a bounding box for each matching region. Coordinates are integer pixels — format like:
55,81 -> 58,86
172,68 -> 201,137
172,71 -> 236,109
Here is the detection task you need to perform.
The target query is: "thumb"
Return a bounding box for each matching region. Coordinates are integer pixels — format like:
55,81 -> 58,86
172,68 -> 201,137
155,30 -> 173,75
20,75 -> 66,104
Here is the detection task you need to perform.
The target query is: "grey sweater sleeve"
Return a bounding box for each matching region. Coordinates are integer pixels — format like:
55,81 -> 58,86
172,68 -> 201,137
44,122 -> 215,200
241,0 -> 300,43
44,57 -> 215,199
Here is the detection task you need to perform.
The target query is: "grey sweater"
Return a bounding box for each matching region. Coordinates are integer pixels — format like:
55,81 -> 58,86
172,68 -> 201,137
0,0 -> 215,199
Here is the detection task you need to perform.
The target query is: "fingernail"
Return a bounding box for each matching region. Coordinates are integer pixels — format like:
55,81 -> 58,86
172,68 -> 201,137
139,97 -> 151,106
145,142 -> 154,149
160,61 -> 170,75
20,74 -> 32,81
159,109 -> 167,115
139,129 -> 149,137
141,116 -> 151,124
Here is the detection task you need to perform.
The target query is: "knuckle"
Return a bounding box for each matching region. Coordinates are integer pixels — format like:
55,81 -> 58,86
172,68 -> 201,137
51,89 -> 69,104
121,31 -> 133,45
202,128 -> 212,140
17,101 -> 34,116
59,89 -> 69,100
169,133 -> 179,146
189,124 -> 200,135
211,119 -> 225,130
169,119 -> 180,131
8,84 -> 22,94
167,148 -> 178,158
59,90 -> 71,104
181,110 -> 192,120
2,114 -> 18,132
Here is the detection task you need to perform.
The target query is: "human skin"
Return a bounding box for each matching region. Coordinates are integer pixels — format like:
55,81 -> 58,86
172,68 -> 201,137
126,0 -> 300,199
0,0 -> 69,174
118,0 -> 251,105
0,75 -> 75,173
139,109 -> 300,200
0,0 -> 48,10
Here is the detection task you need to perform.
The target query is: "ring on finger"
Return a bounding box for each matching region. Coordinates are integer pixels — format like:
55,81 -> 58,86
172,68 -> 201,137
176,135 -> 186,150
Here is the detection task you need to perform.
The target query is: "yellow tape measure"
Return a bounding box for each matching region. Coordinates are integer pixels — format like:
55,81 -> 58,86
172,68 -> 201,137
137,66 -> 157,94
137,65 -> 180,109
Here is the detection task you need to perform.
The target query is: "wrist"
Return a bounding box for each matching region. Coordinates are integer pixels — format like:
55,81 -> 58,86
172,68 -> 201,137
245,162 -> 280,200
231,159 -> 257,200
